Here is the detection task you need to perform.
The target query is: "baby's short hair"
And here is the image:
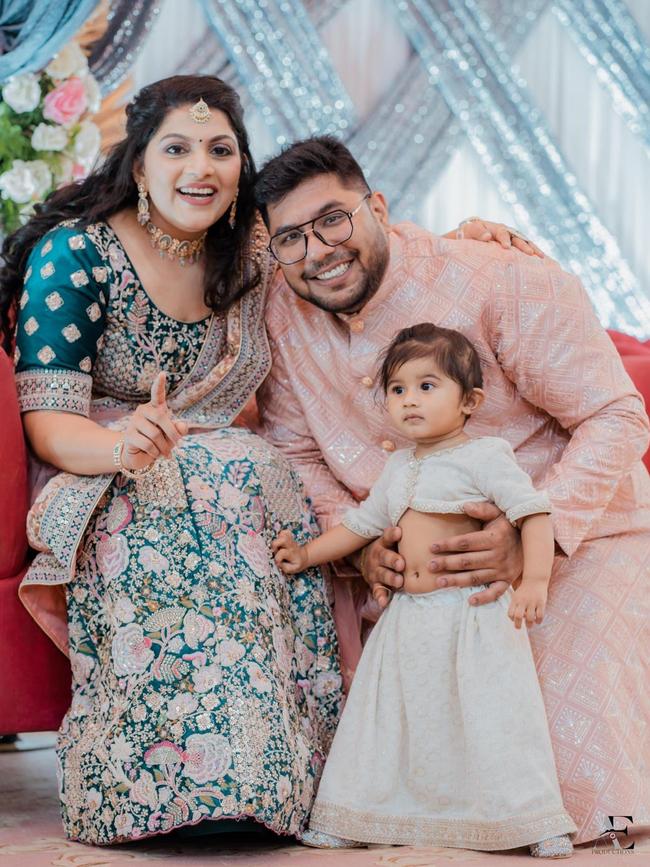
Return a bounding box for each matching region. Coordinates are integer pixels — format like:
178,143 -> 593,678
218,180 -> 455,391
378,322 -> 483,396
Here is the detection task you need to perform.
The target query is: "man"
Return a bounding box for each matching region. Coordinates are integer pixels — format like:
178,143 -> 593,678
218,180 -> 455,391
254,136 -> 650,844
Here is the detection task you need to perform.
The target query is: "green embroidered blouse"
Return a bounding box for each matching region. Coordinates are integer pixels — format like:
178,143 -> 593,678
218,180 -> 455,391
15,219 -> 211,416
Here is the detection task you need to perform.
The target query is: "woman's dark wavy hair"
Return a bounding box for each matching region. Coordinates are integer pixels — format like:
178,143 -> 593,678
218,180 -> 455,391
0,75 -> 258,353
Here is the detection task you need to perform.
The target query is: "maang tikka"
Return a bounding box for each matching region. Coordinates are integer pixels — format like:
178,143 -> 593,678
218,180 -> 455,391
189,98 -> 211,124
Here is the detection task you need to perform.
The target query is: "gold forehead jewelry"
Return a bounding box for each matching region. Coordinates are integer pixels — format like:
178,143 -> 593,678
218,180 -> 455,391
189,97 -> 211,124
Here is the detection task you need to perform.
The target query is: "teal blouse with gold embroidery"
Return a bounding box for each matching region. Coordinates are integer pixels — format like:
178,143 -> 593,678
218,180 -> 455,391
15,219 -> 211,417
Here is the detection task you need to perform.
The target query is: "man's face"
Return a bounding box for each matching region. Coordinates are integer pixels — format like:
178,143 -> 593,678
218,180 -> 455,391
267,174 -> 390,314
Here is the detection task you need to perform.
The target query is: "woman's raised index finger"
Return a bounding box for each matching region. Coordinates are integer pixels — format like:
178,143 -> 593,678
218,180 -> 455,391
150,371 -> 167,407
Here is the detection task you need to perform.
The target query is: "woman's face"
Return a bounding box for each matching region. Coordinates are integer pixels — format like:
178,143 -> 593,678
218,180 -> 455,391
137,104 -> 242,239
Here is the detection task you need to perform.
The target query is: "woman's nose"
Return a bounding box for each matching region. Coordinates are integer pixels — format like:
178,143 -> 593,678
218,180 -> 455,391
186,149 -> 214,177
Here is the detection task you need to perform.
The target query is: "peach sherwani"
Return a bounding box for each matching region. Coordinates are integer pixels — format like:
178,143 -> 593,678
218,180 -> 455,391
257,223 -> 650,844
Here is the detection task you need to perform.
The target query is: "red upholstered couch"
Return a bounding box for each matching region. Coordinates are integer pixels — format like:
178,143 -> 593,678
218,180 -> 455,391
0,348 -> 71,735
1,332 -> 649,735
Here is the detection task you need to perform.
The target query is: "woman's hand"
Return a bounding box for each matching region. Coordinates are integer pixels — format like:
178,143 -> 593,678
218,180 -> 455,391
272,529 -> 309,574
122,372 -> 188,471
449,218 -> 545,258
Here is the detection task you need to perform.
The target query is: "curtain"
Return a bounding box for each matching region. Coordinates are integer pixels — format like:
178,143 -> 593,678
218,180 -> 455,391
0,0 -> 99,81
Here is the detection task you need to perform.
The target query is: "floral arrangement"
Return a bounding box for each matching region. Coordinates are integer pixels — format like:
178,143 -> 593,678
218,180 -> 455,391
0,42 -> 102,234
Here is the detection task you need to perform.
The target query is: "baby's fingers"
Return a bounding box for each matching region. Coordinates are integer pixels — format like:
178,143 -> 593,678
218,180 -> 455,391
274,550 -> 299,573
508,600 -> 524,630
271,530 -> 293,553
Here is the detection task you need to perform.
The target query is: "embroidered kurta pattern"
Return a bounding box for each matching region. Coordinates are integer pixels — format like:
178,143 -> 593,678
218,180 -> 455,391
258,222 -> 650,844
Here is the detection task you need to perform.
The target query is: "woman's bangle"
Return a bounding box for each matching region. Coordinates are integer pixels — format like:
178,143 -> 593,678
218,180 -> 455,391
112,440 -> 155,479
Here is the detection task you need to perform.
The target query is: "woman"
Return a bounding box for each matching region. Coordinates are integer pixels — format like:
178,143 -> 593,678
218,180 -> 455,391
0,75 -> 343,845
0,74 -> 528,846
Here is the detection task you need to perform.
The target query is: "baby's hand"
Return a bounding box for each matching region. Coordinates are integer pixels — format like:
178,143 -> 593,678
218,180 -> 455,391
507,581 -> 547,629
272,529 -> 310,574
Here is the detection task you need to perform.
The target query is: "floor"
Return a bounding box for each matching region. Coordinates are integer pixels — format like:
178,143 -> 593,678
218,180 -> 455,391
1,735 -> 649,867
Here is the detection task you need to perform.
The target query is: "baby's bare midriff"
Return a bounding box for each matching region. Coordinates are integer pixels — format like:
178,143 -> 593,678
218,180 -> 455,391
398,509 -> 483,594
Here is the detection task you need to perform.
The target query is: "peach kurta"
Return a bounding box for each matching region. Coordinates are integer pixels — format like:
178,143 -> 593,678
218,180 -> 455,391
257,223 -> 650,844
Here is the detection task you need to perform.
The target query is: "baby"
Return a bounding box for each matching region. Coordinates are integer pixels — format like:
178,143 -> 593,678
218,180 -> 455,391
273,323 -> 576,858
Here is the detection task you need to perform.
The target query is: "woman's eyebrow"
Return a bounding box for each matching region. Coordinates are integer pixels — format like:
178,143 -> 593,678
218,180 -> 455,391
159,133 -> 236,144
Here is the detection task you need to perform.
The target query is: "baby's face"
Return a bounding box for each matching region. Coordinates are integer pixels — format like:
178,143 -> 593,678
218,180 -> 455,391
385,357 -> 468,441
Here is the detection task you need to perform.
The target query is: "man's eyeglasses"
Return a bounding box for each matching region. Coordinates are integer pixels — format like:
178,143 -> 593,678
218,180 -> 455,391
268,193 -> 371,265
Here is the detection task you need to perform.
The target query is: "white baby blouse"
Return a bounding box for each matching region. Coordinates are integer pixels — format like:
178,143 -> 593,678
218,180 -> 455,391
342,436 -> 552,537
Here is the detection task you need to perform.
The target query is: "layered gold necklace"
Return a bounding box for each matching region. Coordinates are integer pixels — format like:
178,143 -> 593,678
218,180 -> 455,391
144,221 -> 207,266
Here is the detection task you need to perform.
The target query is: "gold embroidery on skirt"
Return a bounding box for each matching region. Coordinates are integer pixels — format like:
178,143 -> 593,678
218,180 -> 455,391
134,456 -> 188,509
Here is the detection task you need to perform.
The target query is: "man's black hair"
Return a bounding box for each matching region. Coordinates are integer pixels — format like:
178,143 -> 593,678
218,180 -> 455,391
254,135 -> 371,226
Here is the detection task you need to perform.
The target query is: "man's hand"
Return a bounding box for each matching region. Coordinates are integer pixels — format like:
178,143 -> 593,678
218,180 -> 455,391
448,219 -> 545,258
430,502 -> 523,605
358,527 -> 405,609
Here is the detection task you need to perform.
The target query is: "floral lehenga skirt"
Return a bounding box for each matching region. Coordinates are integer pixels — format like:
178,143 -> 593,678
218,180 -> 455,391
54,428 -> 343,844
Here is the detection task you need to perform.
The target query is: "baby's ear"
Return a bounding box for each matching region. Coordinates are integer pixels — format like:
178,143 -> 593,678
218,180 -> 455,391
462,387 -> 485,416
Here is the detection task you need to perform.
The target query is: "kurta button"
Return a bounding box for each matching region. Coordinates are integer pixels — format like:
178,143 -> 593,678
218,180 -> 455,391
381,439 -> 396,452
361,376 -> 373,388
350,319 -> 364,333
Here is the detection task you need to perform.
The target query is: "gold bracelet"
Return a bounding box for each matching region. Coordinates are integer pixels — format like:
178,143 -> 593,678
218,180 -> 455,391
112,440 -> 155,479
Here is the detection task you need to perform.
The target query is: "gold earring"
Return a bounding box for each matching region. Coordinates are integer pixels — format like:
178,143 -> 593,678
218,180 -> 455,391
137,181 -> 150,226
228,189 -> 238,230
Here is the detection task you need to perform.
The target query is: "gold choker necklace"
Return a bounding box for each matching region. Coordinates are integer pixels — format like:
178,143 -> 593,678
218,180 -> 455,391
144,221 -> 206,266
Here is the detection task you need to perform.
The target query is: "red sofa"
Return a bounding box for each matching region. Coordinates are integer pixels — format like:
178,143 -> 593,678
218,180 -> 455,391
0,348 -> 71,735
1,332 -> 649,735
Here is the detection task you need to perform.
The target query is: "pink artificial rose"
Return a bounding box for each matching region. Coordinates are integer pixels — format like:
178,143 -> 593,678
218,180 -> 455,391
43,77 -> 87,125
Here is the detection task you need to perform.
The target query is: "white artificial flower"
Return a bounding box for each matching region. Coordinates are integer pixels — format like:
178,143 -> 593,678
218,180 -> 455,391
54,155 -> 74,185
18,203 -> 36,225
31,122 -> 68,152
0,159 -> 52,203
73,119 -> 101,170
82,73 -> 102,114
2,73 -> 41,113
45,42 -> 88,80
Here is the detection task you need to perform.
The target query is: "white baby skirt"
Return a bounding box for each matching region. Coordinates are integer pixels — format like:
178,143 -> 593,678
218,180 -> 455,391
309,586 -> 576,850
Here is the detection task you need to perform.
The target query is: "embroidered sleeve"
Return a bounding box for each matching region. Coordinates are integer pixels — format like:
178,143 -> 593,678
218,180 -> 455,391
14,225 -> 108,416
341,456 -> 396,538
472,438 -> 552,526
485,255 -> 649,555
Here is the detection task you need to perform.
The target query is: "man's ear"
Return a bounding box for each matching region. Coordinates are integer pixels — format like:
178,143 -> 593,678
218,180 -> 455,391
369,190 -> 389,226
462,387 -> 485,416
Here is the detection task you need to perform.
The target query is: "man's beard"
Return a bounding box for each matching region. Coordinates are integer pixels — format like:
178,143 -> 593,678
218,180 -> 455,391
289,229 -> 390,314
